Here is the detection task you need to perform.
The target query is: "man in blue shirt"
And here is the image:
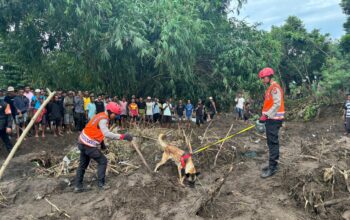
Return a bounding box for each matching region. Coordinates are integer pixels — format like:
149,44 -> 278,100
185,100 -> 193,129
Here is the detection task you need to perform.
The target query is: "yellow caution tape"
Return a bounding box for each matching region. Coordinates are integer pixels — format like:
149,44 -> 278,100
193,125 -> 256,154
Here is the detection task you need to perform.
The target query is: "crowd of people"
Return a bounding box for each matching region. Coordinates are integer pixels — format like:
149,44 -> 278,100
1,86 -> 253,146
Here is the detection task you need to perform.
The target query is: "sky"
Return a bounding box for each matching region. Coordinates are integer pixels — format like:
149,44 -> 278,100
233,0 -> 347,39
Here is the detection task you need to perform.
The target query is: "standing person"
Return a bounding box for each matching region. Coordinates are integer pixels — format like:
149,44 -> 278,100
86,95 -> 96,121
83,91 -> 91,112
162,99 -> 172,128
0,96 -> 13,152
235,93 -> 245,120
153,98 -> 161,124
343,94 -> 350,135
95,95 -> 105,114
119,97 -> 128,128
13,88 -> 29,139
175,100 -> 185,129
137,97 -> 146,126
258,68 -> 285,178
74,102 -> 133,192
64,91 -> 75,134
243,102 -> 253,123
4,86 -> 16,121
185,100 -> 194,129
145,97 -> 154,126
128,98 -> 139,128
74,91 -> 85,131
195,101 -> 204,127
207,97 -> 217,121
57,90 -> 65,127
24,86 -> 34,121
32,89 -> 47,138
47,95 -> 63,137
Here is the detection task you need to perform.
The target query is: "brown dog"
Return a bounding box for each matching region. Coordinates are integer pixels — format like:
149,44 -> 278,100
154,134 -> 200,186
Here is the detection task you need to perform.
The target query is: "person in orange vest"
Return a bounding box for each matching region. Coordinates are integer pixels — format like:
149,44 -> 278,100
258,67 -> 285,178
74,102 -> 133,192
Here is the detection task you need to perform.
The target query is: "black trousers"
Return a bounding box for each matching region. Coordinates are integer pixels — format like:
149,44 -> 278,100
0,129 -> 12,152
265,120 -> 283,169
346,118 -> 350,133
75,143 -> 108,187
196,115 -> 204,125
74,113 -> 85,131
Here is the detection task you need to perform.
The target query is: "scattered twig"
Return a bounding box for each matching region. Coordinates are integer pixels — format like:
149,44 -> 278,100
118,161 -> 139,169
45,198 -> 71,218
182,129 -> 193,153
201,120 -> 213,144
214,124 -> 234,167
337,168 -> 350,193
299,155 -> 319,161
253,132 -> 267,139
314,197 -> 350,208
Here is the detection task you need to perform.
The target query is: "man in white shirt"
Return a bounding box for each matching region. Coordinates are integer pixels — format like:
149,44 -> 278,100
235,93 -> 245,120
145,96 -> 154,126
162,99 -> 172,128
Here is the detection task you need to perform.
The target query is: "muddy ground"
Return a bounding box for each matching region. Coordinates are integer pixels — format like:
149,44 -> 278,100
0,110 -> 349,220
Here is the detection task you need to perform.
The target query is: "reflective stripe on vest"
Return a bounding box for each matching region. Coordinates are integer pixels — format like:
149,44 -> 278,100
79,112 -> 109,147
262,82 -> 285,120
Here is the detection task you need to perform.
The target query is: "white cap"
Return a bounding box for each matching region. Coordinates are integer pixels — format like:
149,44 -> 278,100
147,96 -> 151,99
7,86 -> 14,92
35,89 -> 41,93
209,97 -> 213,100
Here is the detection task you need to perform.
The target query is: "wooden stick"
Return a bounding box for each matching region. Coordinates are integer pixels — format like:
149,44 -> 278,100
214,124 -> 234,167
45,198 -> 71,218
131,141 -> 152,172
0,88 -> 55,180
182,129 -> 193,153
314,197 -> 350,208
201,120 -> 213,144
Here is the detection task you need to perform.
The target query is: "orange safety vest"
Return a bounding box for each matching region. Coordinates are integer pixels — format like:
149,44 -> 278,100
79,112 -> 109,147
262,81 -> 285,120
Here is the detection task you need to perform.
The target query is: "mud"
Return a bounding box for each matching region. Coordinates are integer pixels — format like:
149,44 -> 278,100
0,111 -> 349,220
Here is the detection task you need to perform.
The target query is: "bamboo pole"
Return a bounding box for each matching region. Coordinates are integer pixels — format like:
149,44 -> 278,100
0,88 -> 56,180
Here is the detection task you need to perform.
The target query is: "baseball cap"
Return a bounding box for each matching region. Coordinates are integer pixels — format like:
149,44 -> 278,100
7,86 -> 14,92
35,89 -> 41,93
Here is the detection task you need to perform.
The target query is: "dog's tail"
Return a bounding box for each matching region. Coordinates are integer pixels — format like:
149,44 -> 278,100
158,133 -> 168,151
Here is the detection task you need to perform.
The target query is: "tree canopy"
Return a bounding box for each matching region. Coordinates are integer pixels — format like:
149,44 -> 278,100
0,0 -> 348,109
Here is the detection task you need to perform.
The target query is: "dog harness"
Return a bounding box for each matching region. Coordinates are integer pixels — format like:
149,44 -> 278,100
180,153 -> 192,168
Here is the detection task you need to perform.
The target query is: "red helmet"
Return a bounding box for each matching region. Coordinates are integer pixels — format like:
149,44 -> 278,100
106,102 -> 121,115
258,68 -> 274,78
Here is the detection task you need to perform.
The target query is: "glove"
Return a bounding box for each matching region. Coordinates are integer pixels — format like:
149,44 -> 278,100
120,133 -> 133,142
259,115 -> 268,123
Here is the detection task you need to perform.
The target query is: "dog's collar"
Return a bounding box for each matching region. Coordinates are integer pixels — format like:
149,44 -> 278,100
180,153 -> 192,169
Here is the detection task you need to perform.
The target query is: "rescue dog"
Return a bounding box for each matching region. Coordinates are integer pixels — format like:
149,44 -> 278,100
154,134 -> 200,187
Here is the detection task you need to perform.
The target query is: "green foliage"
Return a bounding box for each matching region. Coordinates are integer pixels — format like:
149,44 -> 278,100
340,34 -> 350,54
320,55 -> 350,96
270,16 -> 331,94
341,0 -> 350,33
303,104 -> 319,121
